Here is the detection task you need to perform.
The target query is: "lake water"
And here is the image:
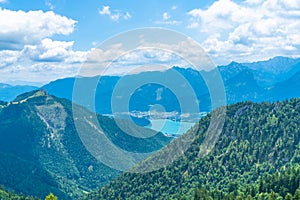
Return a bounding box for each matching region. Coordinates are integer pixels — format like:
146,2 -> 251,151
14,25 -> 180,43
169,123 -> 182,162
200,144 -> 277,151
146,119 -> 195,136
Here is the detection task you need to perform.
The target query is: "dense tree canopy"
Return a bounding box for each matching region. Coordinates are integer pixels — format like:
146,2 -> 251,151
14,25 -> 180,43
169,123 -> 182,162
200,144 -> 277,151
84,99 -> 300,200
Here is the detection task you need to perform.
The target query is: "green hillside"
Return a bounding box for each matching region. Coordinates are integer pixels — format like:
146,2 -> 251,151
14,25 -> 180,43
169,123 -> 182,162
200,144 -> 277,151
0,187 -> 39,200
0,90 -> 170,200
85,99 -> 300,199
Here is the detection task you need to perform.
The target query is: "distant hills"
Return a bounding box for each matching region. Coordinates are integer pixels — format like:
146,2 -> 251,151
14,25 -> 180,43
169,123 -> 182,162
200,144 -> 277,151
270,70 -> 300,101
85,98 -> 300,199
218,56 -> 300,86
0,90 -> 170,199
218,56 -> 300,102
242,56 -> 300,86
39,56 -> 300,116
0,83 -> 37,102
1,57 -> 299,116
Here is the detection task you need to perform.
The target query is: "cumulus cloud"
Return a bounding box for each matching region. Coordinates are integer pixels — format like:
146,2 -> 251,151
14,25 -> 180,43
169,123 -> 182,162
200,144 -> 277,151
0,50 -> 20,68
187,0 -> 300,63
99,6 -> 131,21
23,38 -> 87,63
0,8 -> 76,50
0,8 -> 88,84
0,38 -> 88,83
80,35 -> 212,77
82,47 -> 186,76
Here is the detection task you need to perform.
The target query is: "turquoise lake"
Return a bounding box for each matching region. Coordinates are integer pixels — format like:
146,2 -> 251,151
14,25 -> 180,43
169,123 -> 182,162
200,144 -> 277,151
146,119 -> 195,135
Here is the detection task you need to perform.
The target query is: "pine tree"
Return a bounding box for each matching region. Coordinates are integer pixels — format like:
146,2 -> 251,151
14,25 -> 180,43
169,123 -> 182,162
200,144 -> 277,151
45,192 -> 58,200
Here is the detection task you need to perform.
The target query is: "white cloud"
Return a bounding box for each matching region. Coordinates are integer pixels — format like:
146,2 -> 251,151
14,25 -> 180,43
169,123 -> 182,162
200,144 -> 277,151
23,38 -> 87,63
83,47 -> 187,76
0,0 -> 6,3
163,12 -> 170,20
81,36 -> 212,76
0,27 -> 211,82
99,6 -> 131,21
187,0 -> 300,63
0,8 -> 88,84
0,8 -> 76,50
24,39 -> 74,62
99,6 -> 111,15
0,38 -> 88,83
155,11 -> 181,25
0,50 -> 20,68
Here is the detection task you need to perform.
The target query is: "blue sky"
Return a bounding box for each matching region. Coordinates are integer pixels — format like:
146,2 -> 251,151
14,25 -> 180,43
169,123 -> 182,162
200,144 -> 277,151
0,0 -> 215,50
0,0 -> 299,84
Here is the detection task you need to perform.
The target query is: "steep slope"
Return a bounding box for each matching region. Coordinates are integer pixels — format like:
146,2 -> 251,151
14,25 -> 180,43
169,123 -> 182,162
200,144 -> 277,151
85,99 -> 300,199
0,83 -> 37,102
0,90 -> 170,199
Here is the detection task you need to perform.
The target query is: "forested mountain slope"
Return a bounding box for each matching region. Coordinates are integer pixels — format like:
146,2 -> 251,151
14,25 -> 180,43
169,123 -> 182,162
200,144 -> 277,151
85,99 -> 300,199
0,90 -> 170,200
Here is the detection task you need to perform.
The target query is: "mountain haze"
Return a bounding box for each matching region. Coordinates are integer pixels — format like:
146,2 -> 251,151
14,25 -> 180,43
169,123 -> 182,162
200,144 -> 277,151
0,83 -> 38,102
41,57 -> 300,117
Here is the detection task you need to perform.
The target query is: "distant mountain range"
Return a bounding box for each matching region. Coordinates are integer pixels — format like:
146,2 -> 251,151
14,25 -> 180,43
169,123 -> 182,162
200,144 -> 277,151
270,70 -> 300,100
0,83 -> 38,102
0,90 -> 170,199
241,56 -> 300,86
1,57 -> 299,116
39,56 -> 300,117
217,56 -> 300,102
